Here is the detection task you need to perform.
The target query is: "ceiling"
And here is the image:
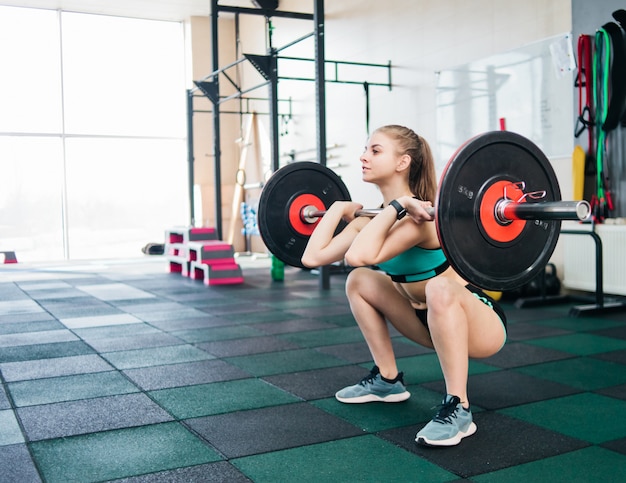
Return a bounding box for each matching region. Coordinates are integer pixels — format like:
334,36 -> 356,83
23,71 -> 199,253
0,0 -> 227,21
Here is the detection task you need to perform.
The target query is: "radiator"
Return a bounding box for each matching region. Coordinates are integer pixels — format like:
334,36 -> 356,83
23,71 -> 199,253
563,224 -> 626,296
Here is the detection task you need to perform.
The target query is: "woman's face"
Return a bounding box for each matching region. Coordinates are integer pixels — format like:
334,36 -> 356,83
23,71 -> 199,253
360,131 -> 401,184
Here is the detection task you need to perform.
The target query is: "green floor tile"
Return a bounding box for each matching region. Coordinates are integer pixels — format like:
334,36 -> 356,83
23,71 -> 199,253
8,371 -> 139,407
0,409 -> 24,445
473,446 -> 626,483
397,353 -> 499,385
0,341 -> 95,363
225,348 -> 347,377
172,325 -> 264,343
221,311 -> 295,324
312,385 -> 441,432
526,333 -> 626,356
262,298 -> 327,310
515,357 -> 626,391
150,378 -> 300,419
499,393 -> 626,444
532,316 -> 625,332
232,434 -> 456,483
31,422 -> 222,483
102,344 -> 214,369
395,354 -> 444,383
318,313 -> 358,327
278,326 -> 366,348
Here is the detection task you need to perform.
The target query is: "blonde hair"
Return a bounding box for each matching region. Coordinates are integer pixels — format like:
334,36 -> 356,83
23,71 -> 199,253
373,124 -> 437,202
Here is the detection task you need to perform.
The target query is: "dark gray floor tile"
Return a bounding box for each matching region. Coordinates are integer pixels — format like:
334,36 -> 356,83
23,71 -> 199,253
0,385 -> 10,410
197,335 -> 301,357
0,444 -> 42,482
74,323 -> 162,341
252,318 -> 339,334
123,359 -> 250,390
109,461 -> 252,482
504,320 -> 573,341
590,325 -> 626,340
18,393 -> 173,440
423,369 -> 582,410
263,365 -> 375,400
592,348 -> 626,365
0,354 -> 113,382
186,402 -> 363,458
378,412 -> 589,478
148,315 -> 233,331
481,341 -> 575,368
601,437 -> 626,456
316,338 -> 430,364
85,332 -> 184,352
595,383 -> 626,401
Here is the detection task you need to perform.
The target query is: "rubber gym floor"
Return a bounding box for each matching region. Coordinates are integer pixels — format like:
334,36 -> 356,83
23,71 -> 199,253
1,256 -> 626,483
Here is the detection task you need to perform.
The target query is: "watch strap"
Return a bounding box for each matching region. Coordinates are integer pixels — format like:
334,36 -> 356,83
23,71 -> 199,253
389,199 -> 407,220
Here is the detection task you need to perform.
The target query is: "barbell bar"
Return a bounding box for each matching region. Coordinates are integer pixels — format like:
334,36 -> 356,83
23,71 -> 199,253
301,200 -> 590,223
257,131 -> 590,290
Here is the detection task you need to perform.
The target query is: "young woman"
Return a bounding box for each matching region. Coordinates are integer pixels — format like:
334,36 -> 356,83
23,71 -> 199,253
301,125 -> 507,447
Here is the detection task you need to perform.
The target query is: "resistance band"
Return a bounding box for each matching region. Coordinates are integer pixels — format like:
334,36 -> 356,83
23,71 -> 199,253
592,28 -> 613,221
575,34 -> 594,154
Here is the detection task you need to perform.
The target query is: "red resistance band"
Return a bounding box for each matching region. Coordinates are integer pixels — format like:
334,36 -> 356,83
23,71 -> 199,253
574,34 -> 594,155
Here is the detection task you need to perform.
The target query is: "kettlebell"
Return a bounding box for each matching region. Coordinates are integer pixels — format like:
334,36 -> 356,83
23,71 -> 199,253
521,263 -> 561,297
544,263 -> 561,295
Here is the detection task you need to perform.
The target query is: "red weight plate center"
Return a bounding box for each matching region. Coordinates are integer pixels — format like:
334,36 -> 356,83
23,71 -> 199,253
288,193 -> 325,236
479,180 -> 526,243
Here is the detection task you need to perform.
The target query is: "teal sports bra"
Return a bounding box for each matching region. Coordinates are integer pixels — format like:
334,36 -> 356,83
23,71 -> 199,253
376,246 -> 449,283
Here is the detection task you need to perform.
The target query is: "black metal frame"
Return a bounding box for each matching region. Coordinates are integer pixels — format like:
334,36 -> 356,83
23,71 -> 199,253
187,0 -> 391,231
515,227 -> 626,316
186,0 -> 392,288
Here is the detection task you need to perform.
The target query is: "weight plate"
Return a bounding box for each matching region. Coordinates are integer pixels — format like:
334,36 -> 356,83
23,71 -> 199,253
258,162 -> 351,268
435,131 -> 561,291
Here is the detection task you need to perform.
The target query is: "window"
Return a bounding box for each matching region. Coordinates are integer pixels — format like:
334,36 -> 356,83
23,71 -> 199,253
0,7 -> 188,262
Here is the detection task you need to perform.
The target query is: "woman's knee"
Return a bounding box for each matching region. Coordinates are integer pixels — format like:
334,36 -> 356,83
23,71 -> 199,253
424,277 -> 459,309
345,267 -> 375,297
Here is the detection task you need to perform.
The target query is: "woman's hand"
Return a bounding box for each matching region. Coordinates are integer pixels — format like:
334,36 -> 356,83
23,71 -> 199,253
328,201 -> 364,223
397,196 -> 434,223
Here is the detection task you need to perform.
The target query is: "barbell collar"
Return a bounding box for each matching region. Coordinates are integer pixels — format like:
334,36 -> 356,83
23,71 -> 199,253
498,200 -> 591,222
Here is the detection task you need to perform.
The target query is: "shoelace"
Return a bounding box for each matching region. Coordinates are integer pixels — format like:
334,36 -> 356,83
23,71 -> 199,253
432,398 -> 460,424
358,369 -> 379,387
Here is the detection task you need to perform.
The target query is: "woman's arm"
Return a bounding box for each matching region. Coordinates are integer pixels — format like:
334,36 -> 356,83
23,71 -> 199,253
345,196 -> 436,267
301,201 -> 369,268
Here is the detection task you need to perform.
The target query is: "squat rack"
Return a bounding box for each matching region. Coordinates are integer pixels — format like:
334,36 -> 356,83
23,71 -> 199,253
187,0 -> 392,285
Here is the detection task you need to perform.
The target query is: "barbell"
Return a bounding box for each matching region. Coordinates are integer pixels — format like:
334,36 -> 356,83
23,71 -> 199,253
257,131 -> 591,291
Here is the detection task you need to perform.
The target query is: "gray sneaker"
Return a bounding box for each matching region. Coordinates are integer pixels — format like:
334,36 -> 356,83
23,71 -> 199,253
335,366 -> 410,403
415,395 -> 477,446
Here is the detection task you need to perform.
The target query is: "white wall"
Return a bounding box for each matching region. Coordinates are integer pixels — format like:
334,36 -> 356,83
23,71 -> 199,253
265,0 -> 572,206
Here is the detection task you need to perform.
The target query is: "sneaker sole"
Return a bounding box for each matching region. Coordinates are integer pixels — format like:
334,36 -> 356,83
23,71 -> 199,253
415,422 -> 477,447
335,390 -> 411,404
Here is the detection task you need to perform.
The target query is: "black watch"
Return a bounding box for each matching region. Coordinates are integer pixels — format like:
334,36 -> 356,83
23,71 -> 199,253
389,199 -> 407,220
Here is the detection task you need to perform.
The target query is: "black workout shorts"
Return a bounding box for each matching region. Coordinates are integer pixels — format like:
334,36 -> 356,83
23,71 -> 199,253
414,284 -> 507,330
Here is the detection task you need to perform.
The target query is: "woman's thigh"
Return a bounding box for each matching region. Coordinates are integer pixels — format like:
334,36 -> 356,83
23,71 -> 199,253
424,277 -> 506,358
346,268 -> 433,348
